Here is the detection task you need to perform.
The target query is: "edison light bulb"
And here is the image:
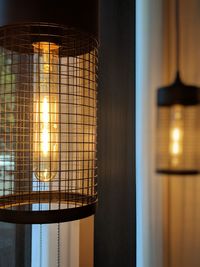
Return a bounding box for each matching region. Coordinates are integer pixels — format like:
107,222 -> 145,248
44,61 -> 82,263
169,105 -> 184,167
33,42 -> 59,182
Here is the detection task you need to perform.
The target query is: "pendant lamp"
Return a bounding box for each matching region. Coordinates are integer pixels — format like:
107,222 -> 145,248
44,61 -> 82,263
156,0 -> 200,175
0,0 -> 98,223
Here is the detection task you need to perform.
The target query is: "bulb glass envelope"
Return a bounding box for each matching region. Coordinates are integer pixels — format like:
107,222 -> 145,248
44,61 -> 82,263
156,73 -> 200,175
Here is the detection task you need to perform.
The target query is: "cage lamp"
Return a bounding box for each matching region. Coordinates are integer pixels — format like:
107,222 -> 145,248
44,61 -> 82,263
156,72 -> 200,175
156,0 -> 200,175
0,0 -> 98,223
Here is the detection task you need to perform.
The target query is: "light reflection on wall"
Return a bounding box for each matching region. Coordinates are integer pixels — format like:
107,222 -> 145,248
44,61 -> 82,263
136,0 -> 164,266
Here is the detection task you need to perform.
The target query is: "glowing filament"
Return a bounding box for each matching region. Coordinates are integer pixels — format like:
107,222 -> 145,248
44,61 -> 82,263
171,127 -> 182,155
169,105 -> 184,166
41,97 -> 49,155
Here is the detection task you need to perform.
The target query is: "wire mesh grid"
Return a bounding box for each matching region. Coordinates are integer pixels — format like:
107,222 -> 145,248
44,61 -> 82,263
0,23 -> 98,223
156,105 -> 200,175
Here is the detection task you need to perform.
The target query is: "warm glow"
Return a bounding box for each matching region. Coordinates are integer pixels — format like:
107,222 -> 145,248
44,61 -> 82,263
169,105 -> 184,166
171,140 -> 180,155
41,97 -> 49,155
33,42 -> 59,182
172,128 -> 181,141
170,127 -> 183,155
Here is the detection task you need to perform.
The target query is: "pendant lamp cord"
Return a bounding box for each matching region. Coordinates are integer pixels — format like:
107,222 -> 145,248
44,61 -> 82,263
176,0 -> 180,73
39,224 -> 60,267
57,223 -> 60,267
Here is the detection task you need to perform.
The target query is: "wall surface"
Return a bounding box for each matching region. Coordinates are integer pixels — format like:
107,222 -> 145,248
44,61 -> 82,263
163,1 -> 200,266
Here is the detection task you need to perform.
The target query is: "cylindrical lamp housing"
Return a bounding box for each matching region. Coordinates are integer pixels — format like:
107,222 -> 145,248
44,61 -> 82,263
156,74 -> 200,175
0,0 -> 98,223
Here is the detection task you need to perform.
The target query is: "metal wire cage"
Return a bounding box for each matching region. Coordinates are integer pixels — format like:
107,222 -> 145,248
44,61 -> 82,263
156,74 -> 200,175
0,23 -> 98,223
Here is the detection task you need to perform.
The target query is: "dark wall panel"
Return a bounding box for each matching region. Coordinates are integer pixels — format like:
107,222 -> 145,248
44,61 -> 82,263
0,223 -> 31,267
94,0 -> 135,266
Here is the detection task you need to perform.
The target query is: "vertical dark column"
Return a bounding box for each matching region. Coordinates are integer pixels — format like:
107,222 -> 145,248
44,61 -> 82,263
94,0 -> 136,267
15,224 -> 32,267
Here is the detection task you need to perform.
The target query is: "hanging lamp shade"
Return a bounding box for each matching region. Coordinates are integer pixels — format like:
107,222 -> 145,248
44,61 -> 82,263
0,0 -> 98,223
156,72 -> 200,175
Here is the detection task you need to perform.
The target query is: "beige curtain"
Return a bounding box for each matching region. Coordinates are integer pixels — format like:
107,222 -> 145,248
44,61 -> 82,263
137,0 -> 200,266
163,1 -> 200,267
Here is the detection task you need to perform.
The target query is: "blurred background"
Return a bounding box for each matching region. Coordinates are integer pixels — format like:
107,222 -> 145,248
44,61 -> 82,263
136,0 -> 200,266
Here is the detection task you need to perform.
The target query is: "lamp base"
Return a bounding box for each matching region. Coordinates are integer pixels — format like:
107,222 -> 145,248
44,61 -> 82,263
156,169 -> 199,175
0,192 -> 97,224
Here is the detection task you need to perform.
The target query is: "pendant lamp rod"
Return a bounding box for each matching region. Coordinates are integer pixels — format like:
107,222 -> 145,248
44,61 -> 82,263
176,0 -> 180,75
